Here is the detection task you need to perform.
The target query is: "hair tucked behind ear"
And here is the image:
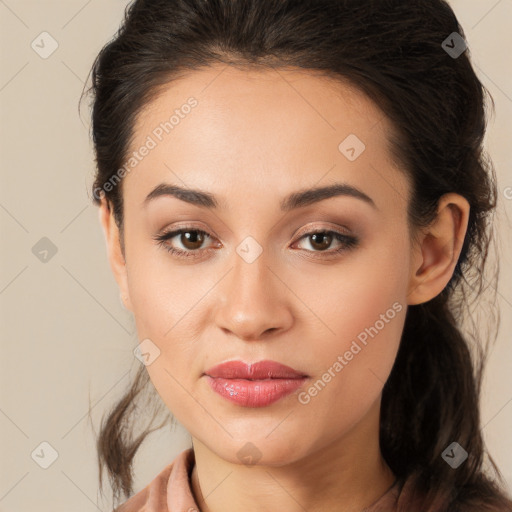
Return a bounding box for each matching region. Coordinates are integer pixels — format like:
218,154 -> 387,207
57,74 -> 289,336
83,0 -> 512,509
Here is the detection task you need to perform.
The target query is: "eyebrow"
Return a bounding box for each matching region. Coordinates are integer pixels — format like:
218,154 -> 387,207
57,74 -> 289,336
143,182 -> 377,211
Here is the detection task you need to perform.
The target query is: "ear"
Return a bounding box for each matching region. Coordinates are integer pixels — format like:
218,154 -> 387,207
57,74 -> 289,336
98,198 -> 133,312
407,193 -> 470,306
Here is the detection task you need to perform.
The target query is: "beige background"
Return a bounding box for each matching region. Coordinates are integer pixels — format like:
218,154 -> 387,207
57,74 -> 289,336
0,1 -> 511,510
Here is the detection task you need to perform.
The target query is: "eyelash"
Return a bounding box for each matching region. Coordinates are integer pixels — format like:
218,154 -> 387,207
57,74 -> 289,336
153,226 -> 359,260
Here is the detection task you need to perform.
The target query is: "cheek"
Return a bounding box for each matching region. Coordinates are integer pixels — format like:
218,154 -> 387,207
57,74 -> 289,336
294,235 -> 408,410
125,241 -> 199,338
123,237 -> 211,396
296,232 -> 409,348
296,292 -> 405,440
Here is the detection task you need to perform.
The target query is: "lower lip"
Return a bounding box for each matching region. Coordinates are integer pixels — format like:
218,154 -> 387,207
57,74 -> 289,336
204,375 -> 307,407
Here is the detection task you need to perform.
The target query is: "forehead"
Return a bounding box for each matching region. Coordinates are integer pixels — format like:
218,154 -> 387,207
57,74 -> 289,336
136,64 -> 389,141
124,63 -> 408,215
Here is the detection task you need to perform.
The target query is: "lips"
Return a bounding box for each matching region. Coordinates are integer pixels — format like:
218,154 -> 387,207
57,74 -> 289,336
203,360 -> 309,408
204,360 -> 308,380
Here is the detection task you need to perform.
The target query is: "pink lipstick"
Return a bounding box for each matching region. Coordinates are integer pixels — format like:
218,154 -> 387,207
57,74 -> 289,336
204,360 -> 308,408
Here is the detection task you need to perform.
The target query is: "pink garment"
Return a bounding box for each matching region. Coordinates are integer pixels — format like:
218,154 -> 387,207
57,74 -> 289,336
114,448 -> 406,512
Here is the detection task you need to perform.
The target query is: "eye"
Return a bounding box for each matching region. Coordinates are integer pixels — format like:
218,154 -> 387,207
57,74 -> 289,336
292,229 -> 359,257
153,227 -> 216,259
153,226 -> 359,260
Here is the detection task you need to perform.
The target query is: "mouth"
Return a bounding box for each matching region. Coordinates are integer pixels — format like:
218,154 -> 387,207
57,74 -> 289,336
203,360 -> 309,408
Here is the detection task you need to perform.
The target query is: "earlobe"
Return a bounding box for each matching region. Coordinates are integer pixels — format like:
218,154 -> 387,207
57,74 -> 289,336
98,198 -> 133,312
407,193 -> 470,306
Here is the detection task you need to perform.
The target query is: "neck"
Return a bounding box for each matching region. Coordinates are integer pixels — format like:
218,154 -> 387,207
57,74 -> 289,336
190,398 -> 396,512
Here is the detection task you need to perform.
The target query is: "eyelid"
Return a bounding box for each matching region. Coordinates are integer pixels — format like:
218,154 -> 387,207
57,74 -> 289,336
292,222 -> 354,240
157,221 -> 353,244
159,221 -> 220,240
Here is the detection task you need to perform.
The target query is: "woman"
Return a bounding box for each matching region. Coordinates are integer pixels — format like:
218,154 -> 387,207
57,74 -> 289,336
86,0 -> 512,510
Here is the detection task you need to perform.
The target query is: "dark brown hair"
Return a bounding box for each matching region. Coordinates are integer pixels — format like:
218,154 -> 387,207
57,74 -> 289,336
84,0 -> 512,510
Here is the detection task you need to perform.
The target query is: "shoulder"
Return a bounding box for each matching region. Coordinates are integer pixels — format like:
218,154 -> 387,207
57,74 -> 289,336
113,464 -> 173,512
112,448 -> 194,512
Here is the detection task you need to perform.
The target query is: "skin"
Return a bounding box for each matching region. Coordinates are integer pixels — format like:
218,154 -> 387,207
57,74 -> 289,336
99,63 -> 470,512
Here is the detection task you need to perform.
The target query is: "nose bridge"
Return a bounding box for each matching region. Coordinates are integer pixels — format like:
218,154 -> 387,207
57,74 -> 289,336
214,238 -> 291,340
230,239 -> 274,310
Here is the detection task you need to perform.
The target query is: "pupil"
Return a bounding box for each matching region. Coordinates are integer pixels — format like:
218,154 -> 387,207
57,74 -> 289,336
311,233 -> 331,250
183,231 -> 204,249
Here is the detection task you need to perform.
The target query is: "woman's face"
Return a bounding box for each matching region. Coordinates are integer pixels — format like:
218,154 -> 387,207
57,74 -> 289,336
107,64 -> 419,465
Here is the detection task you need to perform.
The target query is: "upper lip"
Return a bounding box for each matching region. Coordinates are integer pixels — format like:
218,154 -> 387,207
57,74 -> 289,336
204,360 -> 308,380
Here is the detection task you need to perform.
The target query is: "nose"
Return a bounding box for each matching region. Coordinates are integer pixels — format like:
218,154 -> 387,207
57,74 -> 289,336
213,248 -> 294,341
